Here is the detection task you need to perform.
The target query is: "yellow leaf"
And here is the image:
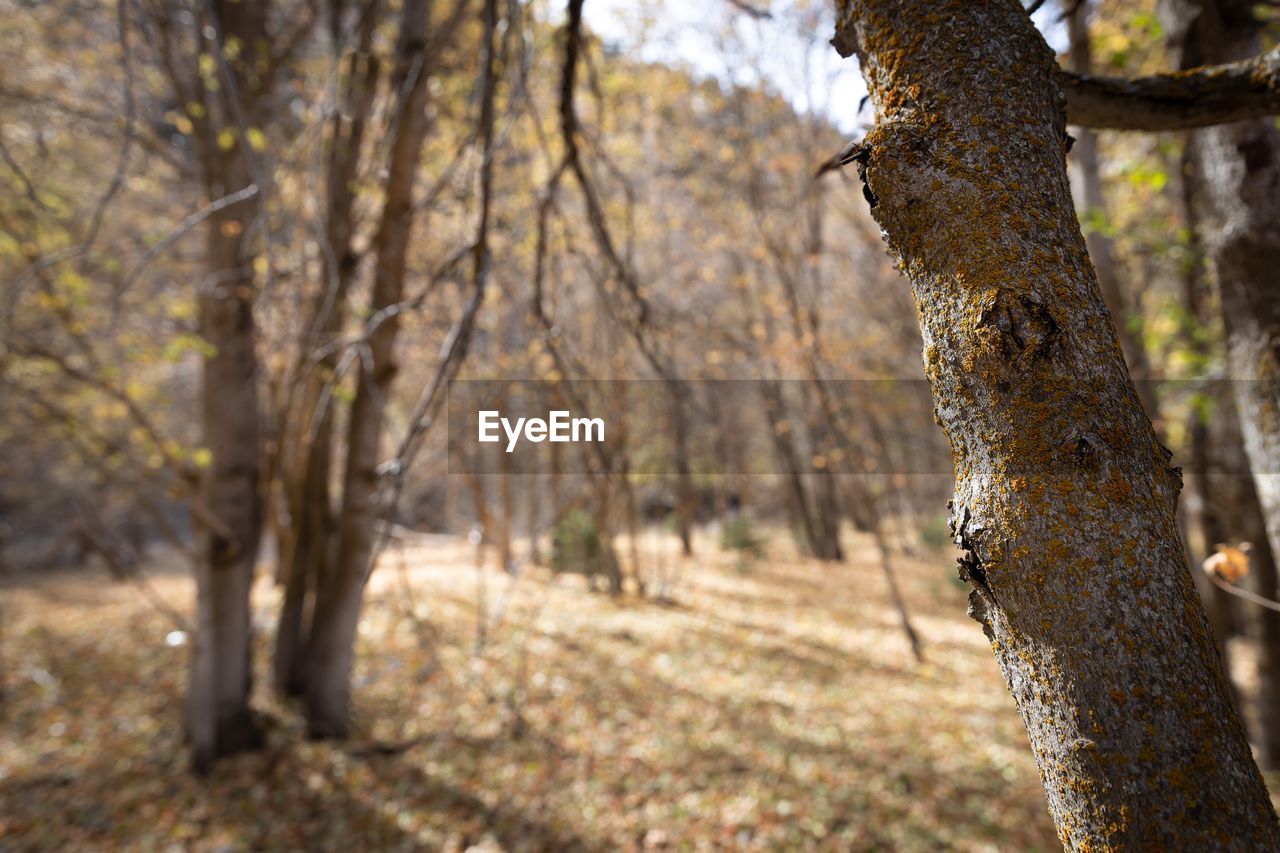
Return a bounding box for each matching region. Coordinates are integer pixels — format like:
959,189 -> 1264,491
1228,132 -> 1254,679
217,128 -> 236,151
246,127 -> 266,152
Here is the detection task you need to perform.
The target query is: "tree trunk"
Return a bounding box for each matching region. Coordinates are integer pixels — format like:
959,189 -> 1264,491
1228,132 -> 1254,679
670,387 -> 695,558
1167,0 -> 1280,771
832,1 -> 1278,845
185,0 -> 271,774
274,16 -> 378,700
303,0 -> 434,738
190,231 -> 264,772
1177,149 -> 1238,692
1065,0 -> 1159,420
872,520 -> 922,662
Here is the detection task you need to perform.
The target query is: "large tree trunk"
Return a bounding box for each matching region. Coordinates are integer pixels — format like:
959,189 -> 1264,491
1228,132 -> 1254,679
1166,0 -> 1280,771
832,1 -> 1278,846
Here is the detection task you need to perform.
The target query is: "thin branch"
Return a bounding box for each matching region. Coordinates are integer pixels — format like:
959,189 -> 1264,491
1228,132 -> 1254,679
0,134 -> 50,211
1209,572 -> 1280,614
123,183 -> 260,298
82,0 -> 138,248
725,0 -> 772,18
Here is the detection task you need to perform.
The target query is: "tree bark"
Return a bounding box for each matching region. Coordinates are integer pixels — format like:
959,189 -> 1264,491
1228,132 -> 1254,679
832,1 -> 1278,846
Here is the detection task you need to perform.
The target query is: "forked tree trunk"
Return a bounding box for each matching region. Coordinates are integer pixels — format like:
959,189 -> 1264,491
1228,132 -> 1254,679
832,0 -> 1278,845
303,0 -> 486,737
275,14 -> 378,699
303,0 -> 434,738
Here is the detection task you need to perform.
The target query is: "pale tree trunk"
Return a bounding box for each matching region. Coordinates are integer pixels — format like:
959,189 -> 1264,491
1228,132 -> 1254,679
185,0 -> 271,773
190,209 -> 264,772
1165,0 -> 1280,770
832,1 -> 1278,845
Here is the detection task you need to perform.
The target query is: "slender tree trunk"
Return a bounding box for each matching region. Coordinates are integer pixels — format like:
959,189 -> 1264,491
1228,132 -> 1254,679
275,17 -> 378,699
1177,149 -> 1238,689
304,0 -> 435,738
526,469 -> 542,566
871,510 -> 922,662
498,434 -> 514,572
1066,1 -> 1159,420
670,387 -> 695,557
1167,0 -> 1280,770
760,380 -> 820,557
832,1 -> 1278,845
1188,403 -> 1238,659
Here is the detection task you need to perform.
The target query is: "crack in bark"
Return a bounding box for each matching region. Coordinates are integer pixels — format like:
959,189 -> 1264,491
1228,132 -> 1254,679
949,502 -> 999,611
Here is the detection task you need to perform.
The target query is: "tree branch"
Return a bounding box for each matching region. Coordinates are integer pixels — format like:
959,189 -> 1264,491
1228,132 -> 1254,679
1062,47 -> 1280,131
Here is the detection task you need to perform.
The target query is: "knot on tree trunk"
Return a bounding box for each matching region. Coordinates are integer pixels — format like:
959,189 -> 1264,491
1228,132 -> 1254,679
975,288 -> 1060,369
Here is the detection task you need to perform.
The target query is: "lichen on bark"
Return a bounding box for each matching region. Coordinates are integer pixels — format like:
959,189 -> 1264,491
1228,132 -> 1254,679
833,0 -> 1280,847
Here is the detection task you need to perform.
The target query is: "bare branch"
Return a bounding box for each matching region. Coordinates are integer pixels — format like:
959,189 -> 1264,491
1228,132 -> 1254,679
1209,570 -> 1280,614
82,0 -> 138,247
725,0 -> 772,18
1062,47 -> 1280,131
122,183 -> 260,298
0,134 -> 50,211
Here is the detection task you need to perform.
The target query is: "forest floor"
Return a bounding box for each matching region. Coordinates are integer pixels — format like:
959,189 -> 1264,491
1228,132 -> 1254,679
4,525 -> 1246,851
